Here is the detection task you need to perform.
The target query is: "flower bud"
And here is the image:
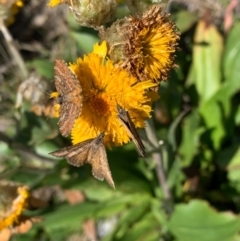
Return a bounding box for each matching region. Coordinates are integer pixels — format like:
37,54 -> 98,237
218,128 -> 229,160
67,0 -> 117,28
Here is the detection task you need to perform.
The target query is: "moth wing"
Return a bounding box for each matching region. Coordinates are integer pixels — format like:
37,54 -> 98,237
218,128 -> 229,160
49,141 -> 84,158
54,60 -> 80,95
67,147 -> 90,167
50,142 -> 93,168
88,143 -> 115,189
118,111 -> 146,157
58,102 -> 80,137
126,116 -> 146,157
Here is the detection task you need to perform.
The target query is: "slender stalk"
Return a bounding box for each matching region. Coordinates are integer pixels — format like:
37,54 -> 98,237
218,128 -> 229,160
0,21 -> 28,79
145,119 -> 172,201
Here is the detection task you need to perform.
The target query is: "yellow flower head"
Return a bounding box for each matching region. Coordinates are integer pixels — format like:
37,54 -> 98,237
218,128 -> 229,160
1,0 -> 24,26
0,183 -> 29,230
101,4 -> 180,84
67,41 -> 158,146
48,0 -> 65,7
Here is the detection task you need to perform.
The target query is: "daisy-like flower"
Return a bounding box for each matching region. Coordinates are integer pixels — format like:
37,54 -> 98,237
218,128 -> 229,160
101,4 -> 180,84
48,0 -> 65,7
0,182 -> 29,230
52,41 -> 158,146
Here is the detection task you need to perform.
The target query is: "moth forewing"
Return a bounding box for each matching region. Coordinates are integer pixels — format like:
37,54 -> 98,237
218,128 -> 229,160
53,59 -> 83,137
117,105 -> 146,157
90,142 -> 115,189
49,132 -> 115,188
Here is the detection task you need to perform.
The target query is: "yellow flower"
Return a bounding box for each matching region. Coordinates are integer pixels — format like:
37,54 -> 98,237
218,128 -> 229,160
48,0 -> 65,7
2,0 -> 25,26
0,185 -> 29,230
48,0 -> 120,7
68,41 -> 158,146
50,92 -> 60,118
101,4 -> 180,83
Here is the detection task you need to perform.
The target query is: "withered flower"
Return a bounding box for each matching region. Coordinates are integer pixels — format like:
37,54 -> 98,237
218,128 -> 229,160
0,181 -> 46,231
101,4 -> 180,84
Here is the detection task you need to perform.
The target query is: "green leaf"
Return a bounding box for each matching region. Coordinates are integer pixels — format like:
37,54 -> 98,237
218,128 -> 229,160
27,59 -> 54,79
42,202 -> 97,233
114,199 -> 150,239
217,144 -> 240,169
95,194 -> 150,218
226,147 -> 240,183
223,22 -> 240,95
70,31 -> 99,54
117,213 -> 160,241
174,10 -> 198,33
193,20 -> 223,102
167,108 -> 190,152
235,105 -> 240,126
199,83 -> 232,149
223,21 -> 240,94
168,200 -> 240,241
178,110 -> 203,166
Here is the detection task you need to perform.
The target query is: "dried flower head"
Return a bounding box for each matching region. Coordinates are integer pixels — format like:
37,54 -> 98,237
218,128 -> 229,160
101,4 -> 180,84
48,0 -> 117,28
0,0 -> 24,26
0,181 -> 45,231
0,181 -> 29,230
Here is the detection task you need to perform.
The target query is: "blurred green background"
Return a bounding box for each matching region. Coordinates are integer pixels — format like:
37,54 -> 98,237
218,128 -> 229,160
0,0 -> 240,240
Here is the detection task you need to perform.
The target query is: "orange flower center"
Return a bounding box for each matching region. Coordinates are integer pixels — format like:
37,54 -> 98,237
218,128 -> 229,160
89,94 -> 110,116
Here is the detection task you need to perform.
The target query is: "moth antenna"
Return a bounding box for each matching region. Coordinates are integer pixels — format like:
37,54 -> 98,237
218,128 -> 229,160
37,87 -> 52,97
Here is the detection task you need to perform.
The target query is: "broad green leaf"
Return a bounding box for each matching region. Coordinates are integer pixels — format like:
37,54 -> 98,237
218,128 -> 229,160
199,83 -> 232,149
223,21 -> 240,94
174,10 -> 198,33
168,200 -> 240,241
178,110 -> 202,166
193,20 -> 223,102
42,202 -> 97,233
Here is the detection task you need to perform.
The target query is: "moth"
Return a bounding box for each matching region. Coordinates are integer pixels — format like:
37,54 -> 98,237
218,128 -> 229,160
53,59 -> 82,137
117,105 -> 146,157
49,132 -> 115,188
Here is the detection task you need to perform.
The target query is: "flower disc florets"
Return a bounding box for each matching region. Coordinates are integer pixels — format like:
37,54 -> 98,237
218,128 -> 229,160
101,4 -> 180,84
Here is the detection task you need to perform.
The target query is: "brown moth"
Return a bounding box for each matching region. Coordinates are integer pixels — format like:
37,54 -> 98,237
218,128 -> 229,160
53,59 -> 82,137
49,132 -> 115,188
117,105 -> 146,157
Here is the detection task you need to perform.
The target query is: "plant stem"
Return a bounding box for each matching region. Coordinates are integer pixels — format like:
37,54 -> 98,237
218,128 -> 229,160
145,119 -> 172,201
0,21 -> 28,79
